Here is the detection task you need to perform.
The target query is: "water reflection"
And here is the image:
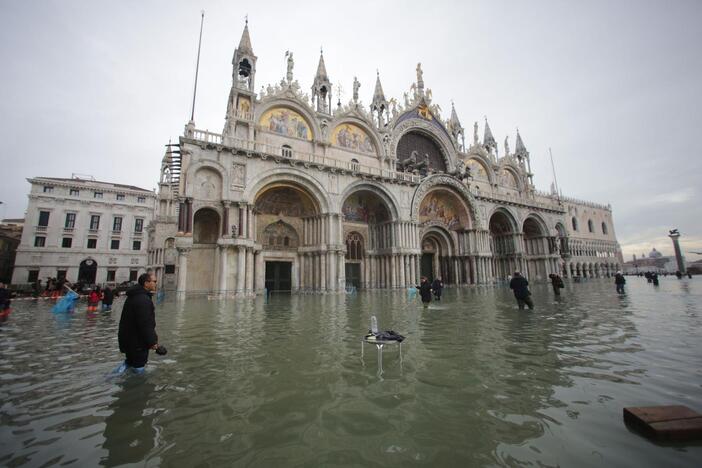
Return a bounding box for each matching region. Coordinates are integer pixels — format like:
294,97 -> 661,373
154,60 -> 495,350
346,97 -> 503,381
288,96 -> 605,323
102,376 -> 157,467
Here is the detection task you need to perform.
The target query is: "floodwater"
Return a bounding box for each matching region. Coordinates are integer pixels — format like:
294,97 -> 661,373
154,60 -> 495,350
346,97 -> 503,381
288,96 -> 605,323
1,278 -> 701,467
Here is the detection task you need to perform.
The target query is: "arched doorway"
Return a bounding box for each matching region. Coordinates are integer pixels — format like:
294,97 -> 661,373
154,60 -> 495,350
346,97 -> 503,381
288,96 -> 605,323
78,258 -> 97,284
255,183 -> 320,292
489,210 -> 518,280
261,220 -> 299,292
341,189 -> 392,288
344,231 -> 364,289
417,188 -> 471,284
191,207 -> 221,291
523,217 -> 549,280
420,229 -> 454,282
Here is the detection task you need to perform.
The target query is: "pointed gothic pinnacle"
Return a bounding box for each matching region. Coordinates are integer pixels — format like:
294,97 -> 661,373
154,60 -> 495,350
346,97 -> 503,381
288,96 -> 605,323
373,71 -> 386,103
315,51 -> 328,79
238,20 -> 254,55
515,129 -> 527,153
483,117 -> 496,145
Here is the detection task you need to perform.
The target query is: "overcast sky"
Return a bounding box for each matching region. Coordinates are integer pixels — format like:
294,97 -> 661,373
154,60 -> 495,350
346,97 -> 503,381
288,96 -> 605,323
1,0 -> 701,261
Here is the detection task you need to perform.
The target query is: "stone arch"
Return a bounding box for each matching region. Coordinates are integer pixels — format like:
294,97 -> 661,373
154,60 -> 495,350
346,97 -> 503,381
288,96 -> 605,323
420,225 -> 457,282
489,208 -> 520,280
255,99 -> 320,141
254,184 -> 320,218
496,164 -> 522,191
330,117 -> 382,158
522,213 -> 549,236
345,231 -> 364,260
487,206 -> 520,233
418,188 -> 473,231
244,167 -> 330,213
193,208 -> 220,244
339,181 -> 400,221
523,215 -> 551,280
421,226 -> 456,256
555,222 -> 568,257
184,160 -> 228,199
464,156 -> 494,184
262,220 -> 299,249
410,174 -> 480,228
391,118 -> 457,173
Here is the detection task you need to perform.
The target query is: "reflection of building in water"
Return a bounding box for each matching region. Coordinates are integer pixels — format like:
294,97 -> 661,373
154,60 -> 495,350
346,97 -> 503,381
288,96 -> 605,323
149,22 -> 622,295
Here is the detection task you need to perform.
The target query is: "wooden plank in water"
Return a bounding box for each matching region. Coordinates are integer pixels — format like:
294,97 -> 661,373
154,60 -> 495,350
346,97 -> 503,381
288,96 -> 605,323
624,405 -> 702,441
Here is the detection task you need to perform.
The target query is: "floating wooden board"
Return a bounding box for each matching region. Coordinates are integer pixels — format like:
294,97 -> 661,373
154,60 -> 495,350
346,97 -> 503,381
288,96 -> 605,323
624,405 -> 702,442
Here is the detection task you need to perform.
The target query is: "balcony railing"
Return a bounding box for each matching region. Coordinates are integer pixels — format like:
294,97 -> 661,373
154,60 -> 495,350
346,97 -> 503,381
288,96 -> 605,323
226,136 -> 422,184
183,128 -> 422,184
35,225 -> 48,232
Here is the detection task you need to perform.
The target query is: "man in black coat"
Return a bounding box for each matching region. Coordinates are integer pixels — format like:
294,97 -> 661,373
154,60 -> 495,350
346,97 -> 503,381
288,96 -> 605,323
102,286 -> 114,311
548,273 -> 564,296
118,273 -> 159,369
416,276 -> 433,306
509,272 -> 534,310
431,277 -> 444,301
614,271 -> 626,294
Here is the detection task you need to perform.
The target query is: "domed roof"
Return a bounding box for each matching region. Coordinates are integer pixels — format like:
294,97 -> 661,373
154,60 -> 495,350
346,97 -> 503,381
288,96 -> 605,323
648,247 -> 663,258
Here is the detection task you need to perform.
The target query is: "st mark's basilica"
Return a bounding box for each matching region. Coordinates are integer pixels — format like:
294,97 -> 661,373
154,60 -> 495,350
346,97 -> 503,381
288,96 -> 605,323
148,22 -> 623,295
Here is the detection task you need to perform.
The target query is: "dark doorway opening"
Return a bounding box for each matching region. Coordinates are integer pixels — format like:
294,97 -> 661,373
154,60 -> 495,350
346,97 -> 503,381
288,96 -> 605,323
78,259 -> 97,284
345,263 -> 361,289
421,253 -> 434,281
265,261 -> 292,293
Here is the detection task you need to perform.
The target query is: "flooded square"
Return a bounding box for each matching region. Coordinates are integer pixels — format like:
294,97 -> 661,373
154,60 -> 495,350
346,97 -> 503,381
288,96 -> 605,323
1,278 -> 700,467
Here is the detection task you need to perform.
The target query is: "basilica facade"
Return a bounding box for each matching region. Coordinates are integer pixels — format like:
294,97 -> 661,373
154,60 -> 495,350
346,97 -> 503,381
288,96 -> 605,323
147,23 -> 622,295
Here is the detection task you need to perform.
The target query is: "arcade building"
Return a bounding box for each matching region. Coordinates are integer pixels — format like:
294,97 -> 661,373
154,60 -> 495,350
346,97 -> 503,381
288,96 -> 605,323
147,22 -> 622,295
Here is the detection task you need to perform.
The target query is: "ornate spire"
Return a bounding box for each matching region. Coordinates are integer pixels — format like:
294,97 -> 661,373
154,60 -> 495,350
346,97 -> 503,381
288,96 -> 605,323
312,50 -> 332,114
483,118 -> 496,148
448,102 -> 465,150
315,50 -> 328,80
237,21 -> 254,55
372,71 -> 386,103
448,102 -> 462,131
515,129 -> 528,156
370,71 -> 389,127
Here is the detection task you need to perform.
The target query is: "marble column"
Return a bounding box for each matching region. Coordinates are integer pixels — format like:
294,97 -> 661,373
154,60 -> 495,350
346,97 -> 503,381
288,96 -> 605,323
320,252 -> 327,291
176,248 -> 190,293
219,246 -> 228,293
337,252 -> 345,290
245,248 -> 254,293
327,251 -> 335,291
236,245 -> 246,292
255,251 -> 264,293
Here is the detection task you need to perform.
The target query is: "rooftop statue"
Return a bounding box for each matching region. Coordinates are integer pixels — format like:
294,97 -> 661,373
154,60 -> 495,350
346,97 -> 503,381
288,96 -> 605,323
285,51 -> 294,83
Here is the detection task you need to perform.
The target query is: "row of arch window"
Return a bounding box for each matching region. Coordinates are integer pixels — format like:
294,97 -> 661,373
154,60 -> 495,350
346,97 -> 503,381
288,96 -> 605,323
572,217 -> 608,235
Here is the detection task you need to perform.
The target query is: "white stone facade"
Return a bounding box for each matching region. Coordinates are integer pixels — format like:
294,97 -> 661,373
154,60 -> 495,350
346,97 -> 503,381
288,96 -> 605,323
12,177 -> 156,285
148,23 -> 622,295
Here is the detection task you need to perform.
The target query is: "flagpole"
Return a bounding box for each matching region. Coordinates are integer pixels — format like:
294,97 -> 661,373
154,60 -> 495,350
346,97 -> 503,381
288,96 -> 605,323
549,147 -> 561,202
190,10 -> 205,123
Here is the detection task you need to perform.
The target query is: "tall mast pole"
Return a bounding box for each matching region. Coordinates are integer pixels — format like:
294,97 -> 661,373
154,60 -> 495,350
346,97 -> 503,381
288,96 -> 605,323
549,147 -> 561,201
190,10 -> 205,123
